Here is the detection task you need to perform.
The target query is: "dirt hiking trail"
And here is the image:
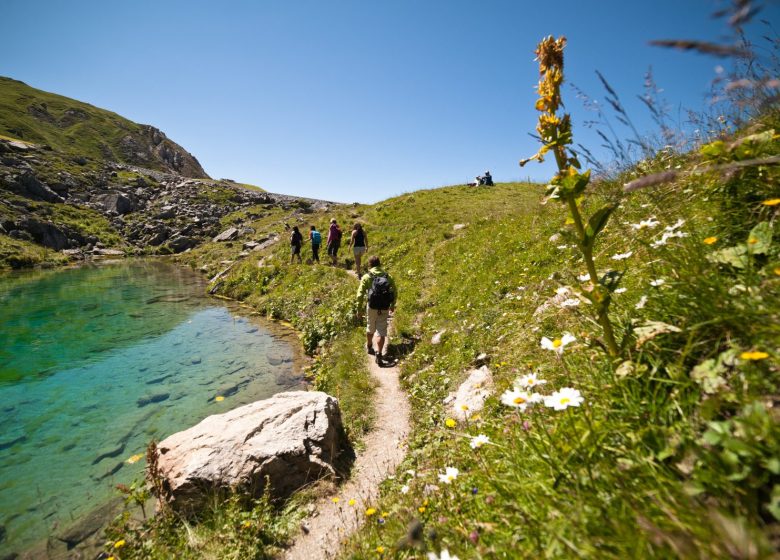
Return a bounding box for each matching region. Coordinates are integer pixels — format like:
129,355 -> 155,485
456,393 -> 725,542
282,271 -> 411,560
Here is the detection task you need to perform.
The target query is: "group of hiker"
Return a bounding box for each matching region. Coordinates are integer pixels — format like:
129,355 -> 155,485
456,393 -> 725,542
289,219 -> 367,271
288,218 -> 396,365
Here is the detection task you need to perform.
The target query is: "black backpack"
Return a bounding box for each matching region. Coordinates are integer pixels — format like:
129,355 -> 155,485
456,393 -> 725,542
368,273 -> 394,310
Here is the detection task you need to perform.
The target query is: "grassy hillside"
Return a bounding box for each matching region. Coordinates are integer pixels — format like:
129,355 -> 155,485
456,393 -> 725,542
0,76 -> 208,177
105,114 -> 779,558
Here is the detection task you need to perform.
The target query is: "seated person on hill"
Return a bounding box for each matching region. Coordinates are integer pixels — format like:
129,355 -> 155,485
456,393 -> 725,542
479,171 -> 494,186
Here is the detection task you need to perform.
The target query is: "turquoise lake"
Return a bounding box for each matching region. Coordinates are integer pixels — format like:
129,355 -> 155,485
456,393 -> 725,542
0,260 -> 304,556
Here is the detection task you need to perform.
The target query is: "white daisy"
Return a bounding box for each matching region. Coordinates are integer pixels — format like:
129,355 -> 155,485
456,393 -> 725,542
500,388 -> 533,411
614,287 -> 627,294
437,467 -> 459,484
544,387 -> 585,411
400,484 -> 410,494
470,434 -> 490,449
630,218 -> 660,230
540,333 -> 576,355
611,251 -> 633,261
517,372 -> 547,389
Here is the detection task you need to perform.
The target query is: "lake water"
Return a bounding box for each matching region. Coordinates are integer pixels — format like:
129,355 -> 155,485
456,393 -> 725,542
0,260 -> 304,556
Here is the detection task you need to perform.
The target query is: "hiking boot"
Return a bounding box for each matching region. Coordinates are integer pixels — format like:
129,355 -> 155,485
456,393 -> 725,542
367,344 -> 375,356
375,353 -> 383,366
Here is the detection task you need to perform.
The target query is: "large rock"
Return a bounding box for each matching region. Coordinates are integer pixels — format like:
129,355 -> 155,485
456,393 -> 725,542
19,218 -> 69,250
447,366 -> 494,422
166,234 -> 198,253
13,171 -> 63,203
213,227 -> 239,242
99,192 -> 135,215
154,391 -> 350,513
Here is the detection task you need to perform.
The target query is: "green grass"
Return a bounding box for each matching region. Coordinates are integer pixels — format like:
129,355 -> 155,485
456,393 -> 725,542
0,234 -> 67,269
111,115 -> 779,558
335,117 -> 780,559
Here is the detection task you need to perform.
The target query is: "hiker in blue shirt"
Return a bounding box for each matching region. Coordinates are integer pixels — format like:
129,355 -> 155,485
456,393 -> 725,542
309,225 -> 321,263
356,255 -> 397,366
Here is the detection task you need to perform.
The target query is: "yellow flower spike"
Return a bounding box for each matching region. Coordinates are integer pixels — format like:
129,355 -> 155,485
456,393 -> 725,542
445,418 -> 456,428
762,198 -> 780,206
242,520 -> 252,529
376,546 -> 385,554
114,539 -> 126,549
348,498 -> 356,506
703,237 -> 718,245
382,511 -> 390,517
418,506 -> 426,513
741,351 -> 769,361
365,508 -> 377,516
331,497 -> 340,504
108,557 -> 116,560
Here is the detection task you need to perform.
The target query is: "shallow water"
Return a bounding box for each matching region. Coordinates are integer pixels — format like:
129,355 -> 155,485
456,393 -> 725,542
0,260 -> 303,555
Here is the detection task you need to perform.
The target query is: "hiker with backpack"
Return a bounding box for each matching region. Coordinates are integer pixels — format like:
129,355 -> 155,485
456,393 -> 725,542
327,218 -> 342,266
348,223 -> 368,276
290,225 -> 303,264
356,255 -> 397,366
309,225 -> 321,263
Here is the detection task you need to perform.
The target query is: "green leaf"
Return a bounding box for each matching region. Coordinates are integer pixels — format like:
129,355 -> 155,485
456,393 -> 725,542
557,169 -> 591,199
747,221 -> 772,255
709,244 -> 749,268
700,140 -> 726,159
584,204 -> 617,243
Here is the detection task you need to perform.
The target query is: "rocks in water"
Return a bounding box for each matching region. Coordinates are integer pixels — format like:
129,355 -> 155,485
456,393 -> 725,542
0,434 -> 26,452
213,227 -> 239,242
92,442 -> 126,465
54,499 -> 122,550
447,366 -> 494,422
154,391 -> 351,513
267,353 -> 289,366
137,392 -> 170,407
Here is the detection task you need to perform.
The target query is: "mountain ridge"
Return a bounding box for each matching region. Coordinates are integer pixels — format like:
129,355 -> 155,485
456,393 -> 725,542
0,76 -> 208,178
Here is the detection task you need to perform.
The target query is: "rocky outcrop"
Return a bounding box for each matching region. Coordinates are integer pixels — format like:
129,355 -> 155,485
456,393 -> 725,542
119,125 -> 208,178
154,391 -> 351,514
446,366 -> 494,422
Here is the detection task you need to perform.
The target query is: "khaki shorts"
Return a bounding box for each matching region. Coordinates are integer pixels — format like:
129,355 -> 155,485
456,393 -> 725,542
366,306 -> 390,337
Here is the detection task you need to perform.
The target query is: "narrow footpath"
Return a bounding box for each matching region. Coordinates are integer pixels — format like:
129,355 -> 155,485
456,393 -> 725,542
282,273 -> 411,560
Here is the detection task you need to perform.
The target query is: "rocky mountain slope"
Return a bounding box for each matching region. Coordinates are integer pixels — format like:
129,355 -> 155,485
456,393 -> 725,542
0,80 -> 334,269
0,77 -> 207,177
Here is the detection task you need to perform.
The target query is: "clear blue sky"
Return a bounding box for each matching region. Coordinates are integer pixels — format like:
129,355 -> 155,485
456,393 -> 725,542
2,1 -> 777,202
